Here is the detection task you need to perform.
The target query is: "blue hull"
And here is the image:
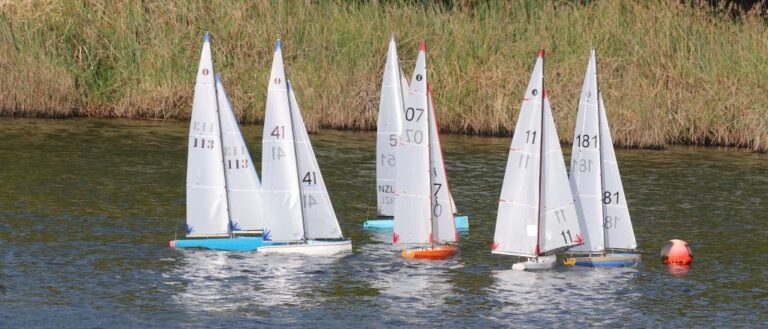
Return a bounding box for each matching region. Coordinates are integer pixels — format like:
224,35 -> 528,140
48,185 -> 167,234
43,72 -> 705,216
171,236 -> 265,251
363,215 -> 469,230
567,253 -> 641,267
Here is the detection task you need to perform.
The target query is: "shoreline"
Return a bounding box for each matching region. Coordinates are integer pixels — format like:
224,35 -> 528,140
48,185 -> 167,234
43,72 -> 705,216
2,1 -> 766,151
2,115 -> 762,153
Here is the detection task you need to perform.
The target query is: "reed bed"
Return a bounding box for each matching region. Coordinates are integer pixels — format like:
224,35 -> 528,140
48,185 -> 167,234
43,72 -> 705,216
0,0 -> 766,151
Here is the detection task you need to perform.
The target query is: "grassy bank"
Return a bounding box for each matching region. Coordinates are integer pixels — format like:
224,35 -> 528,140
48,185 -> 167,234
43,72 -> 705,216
1,1 -> 766,151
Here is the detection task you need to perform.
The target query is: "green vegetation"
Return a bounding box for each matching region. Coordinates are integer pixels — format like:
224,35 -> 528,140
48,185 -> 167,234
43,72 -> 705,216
1,1 -> 766,151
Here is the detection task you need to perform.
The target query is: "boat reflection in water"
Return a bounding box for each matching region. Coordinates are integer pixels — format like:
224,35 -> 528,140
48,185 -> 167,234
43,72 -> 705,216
487,266 -> 640,326
169,250 -> 343,316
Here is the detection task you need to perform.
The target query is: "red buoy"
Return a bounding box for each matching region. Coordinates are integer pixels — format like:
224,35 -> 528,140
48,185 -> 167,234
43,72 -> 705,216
660,239 -> 693,265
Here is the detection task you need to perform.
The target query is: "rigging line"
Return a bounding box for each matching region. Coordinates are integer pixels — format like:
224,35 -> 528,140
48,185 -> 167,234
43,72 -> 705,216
535,50 -> 545,258
594,48 -> 607,256
209,48 -> 235,238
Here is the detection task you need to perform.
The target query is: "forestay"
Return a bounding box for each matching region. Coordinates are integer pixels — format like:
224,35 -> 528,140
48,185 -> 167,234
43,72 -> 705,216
598,93 -> 637,250
569,49 -> 605,253
261,40 -> 304,242
376,35 -> 405,217
539,93 -> 581,253
393,43 -> 432,246
427,87 -> 457,243
287,81 -> 343,239
492,52 -> 543,257
186,33 -> 229,237
215,75 -> 264,232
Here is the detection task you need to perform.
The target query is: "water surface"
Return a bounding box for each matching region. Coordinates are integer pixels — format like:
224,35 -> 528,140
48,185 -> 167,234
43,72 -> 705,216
0,118 -> 765,327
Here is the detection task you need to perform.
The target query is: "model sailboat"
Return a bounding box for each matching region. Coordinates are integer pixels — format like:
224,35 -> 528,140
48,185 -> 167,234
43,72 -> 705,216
363,35 -> 468,231
171,33 -> 265,251
491,49 -> 583,270
392,41 -> 458,260
256,39 -> 352,256
564,49 -> 639,267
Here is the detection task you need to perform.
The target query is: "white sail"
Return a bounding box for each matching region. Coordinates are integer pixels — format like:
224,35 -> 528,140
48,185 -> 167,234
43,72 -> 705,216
428,87 -> 457,243
287,81 -> 343,239
492,51 -> 544,257
393,43 -> 432,246
569,49 -> 604,253
599,93 -> 637,249
261,40 -> 304,242
539,92 -> 582,253
186,33 -> 229,237
376,35 -> 405,217
215,74 -> 264,232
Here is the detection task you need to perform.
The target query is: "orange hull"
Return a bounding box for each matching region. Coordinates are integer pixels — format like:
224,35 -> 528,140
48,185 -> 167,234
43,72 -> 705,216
401,245 -> 458,260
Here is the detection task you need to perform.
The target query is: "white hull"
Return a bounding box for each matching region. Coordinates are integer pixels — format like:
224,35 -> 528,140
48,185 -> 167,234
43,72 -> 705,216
257,240 -> 352,256
512,255 -> 557,271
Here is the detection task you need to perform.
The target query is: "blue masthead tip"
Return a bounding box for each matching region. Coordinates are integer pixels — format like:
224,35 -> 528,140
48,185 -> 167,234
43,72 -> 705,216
203,32 -> 211,43
275,39 -> 282,50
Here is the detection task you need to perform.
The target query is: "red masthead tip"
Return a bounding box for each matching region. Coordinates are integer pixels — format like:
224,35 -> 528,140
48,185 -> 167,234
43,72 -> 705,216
427,83 -> 433,93
420,40 -> 427,51
537,48 -> 545,58
543,89 -> 548,98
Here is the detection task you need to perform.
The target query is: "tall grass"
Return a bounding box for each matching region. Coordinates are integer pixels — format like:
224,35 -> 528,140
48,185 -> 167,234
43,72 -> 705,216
0,1 -> 766,151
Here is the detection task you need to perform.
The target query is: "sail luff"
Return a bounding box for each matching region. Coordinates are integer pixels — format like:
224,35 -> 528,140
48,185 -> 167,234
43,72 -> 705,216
185,32 -> 230,237
535,49 -> 545,256
213,74 -> 234,235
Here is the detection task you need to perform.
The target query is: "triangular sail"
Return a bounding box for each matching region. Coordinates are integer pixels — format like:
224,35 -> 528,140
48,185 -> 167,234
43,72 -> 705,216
569,49 -> 604,253
539,93 -> 582,253
492,51 -> 544,257
287,81 -> 343,239
599,93 -> 637,249
428,86 -> 457,243
261,40 -> 304,241
215,74 -> 264,232
186,33 -> 229,237
376,35 -> 405,217
393,42 -> 432,246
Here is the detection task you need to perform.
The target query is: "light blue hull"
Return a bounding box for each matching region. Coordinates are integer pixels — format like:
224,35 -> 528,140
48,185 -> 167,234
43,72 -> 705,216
171,236 -> 266,251
363,215 -> 469,230
567,253 -> 641,267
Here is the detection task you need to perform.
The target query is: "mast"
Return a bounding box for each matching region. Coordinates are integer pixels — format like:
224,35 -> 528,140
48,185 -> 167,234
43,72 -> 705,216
207,32 -> 234,236
423,42 -> 435,248
534,48 -> 545,257
594,48 -> 606,253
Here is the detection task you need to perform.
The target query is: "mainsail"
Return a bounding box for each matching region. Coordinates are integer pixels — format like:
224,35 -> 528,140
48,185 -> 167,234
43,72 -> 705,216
375,35 -> 406,217
186,33 -> 229,237
261,40 -> 304,241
